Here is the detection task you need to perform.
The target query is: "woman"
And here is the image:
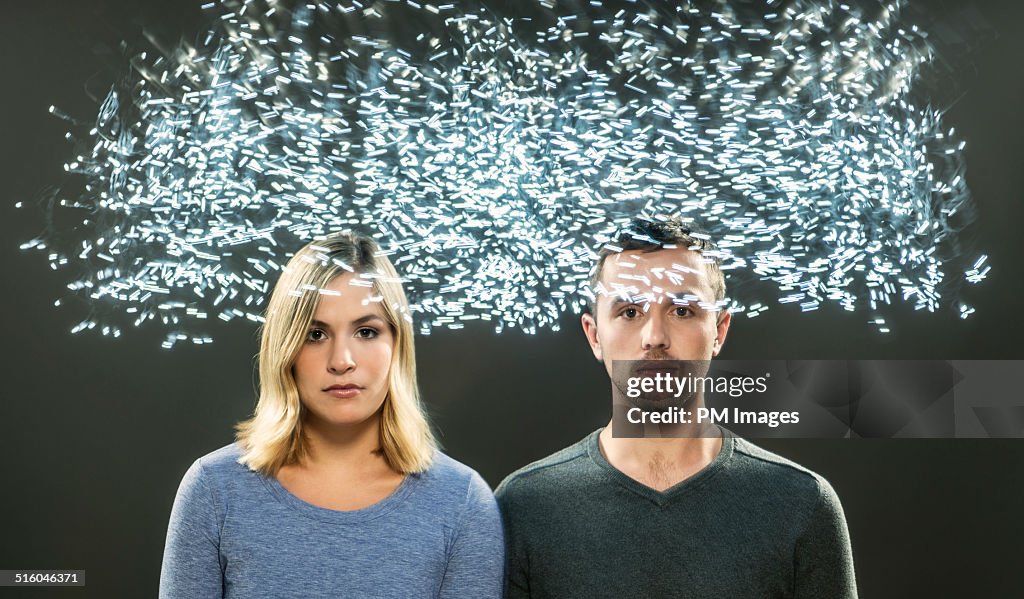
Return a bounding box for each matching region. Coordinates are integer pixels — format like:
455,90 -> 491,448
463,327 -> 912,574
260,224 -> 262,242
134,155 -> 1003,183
159,232 -> 504,598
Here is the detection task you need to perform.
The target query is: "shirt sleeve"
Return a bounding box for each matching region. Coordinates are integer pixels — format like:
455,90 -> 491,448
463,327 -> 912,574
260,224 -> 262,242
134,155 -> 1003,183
793,478 -> 858,598
159,459 -> 225,599
438,472 -> 506,599
494,479 -> 531,599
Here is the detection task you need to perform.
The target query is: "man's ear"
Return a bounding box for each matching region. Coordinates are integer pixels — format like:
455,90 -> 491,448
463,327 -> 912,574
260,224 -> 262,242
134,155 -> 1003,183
711,309 -> 732,357
581,312 -> 603,361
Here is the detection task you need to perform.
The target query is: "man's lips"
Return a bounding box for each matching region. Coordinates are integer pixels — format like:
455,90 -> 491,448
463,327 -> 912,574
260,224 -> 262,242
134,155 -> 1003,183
633,360 -> 676,374
634,368 -> 668,375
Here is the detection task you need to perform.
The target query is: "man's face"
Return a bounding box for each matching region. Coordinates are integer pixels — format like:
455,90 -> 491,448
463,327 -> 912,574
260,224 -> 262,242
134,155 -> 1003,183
581,247 -> 731,380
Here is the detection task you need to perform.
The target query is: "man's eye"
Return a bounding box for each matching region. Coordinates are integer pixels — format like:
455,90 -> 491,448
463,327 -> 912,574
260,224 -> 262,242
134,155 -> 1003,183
621,307 -> 640,319
674,306 -> 693,317
307,329 -> 326,342
356,327 -> 379,339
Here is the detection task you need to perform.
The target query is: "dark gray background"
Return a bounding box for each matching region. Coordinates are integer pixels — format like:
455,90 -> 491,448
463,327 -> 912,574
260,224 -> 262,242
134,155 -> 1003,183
2,0 -> 1022,596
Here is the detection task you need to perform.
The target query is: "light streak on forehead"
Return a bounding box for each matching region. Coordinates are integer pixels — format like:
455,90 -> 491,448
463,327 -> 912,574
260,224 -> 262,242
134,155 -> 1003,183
22,0 -> 988,346
603,253 -> 711,292
290,271 -> 381,297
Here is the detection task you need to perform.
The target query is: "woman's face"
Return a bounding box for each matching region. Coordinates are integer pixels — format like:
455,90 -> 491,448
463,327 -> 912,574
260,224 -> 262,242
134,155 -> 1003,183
292,273 -> 395,429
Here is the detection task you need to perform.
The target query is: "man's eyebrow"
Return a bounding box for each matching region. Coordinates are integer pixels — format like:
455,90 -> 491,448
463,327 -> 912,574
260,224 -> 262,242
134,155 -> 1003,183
665,288 -> 703,300
606,289 -> 703,304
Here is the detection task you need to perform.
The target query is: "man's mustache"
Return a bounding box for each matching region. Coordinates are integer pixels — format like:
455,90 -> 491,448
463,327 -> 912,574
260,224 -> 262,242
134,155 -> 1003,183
642,350 -> 673,361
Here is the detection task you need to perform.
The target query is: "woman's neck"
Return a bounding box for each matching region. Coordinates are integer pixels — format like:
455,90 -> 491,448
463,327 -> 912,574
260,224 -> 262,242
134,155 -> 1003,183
299,412 -> 391,475
276,411 -> 405,511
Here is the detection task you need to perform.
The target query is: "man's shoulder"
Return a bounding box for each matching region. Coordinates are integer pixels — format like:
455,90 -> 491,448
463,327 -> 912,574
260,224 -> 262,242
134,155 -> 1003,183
494,430 -> 596,502
731,436 -> 821,479
728,435 -> 840,510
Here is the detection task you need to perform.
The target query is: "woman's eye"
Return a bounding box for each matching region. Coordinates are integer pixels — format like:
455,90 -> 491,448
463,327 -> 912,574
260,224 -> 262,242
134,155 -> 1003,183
356,327 -> 379,339
307,328 -> 326,342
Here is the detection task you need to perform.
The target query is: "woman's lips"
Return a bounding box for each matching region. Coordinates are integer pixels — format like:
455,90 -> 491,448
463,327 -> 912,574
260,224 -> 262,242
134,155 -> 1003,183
324,385 -> 362,399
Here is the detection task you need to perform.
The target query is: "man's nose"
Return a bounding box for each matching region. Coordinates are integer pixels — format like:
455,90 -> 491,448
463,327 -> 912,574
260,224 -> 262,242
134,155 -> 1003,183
327,341 -> 356,374
641,311 -> 670,352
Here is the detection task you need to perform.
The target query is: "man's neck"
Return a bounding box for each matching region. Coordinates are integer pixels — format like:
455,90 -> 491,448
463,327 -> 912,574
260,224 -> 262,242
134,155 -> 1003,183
598,423 -> 723,493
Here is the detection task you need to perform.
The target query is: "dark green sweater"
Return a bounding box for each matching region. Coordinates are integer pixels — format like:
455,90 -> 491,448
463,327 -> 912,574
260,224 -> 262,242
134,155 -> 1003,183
495,429 -> 857,599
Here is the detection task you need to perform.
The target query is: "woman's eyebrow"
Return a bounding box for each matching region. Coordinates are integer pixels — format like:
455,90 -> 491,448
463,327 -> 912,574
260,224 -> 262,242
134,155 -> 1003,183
351,314 -> 386,326
311,315 -> 385,329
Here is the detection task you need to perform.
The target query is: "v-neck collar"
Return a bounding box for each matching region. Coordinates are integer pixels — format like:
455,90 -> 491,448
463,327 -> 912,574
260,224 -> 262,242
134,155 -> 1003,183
585,427 -> 735,507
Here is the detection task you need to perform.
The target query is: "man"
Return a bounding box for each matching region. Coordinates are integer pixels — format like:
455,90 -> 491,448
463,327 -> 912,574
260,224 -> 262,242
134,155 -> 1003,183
495,218 -> 857,598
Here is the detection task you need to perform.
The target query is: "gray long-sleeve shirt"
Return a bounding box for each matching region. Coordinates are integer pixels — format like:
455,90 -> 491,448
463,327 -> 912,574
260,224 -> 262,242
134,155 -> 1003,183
496,429 -> 858,598
159,443 -> 504,599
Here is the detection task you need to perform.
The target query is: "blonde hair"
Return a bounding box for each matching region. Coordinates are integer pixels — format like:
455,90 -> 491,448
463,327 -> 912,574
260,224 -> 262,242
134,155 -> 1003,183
235,231 -> 436,475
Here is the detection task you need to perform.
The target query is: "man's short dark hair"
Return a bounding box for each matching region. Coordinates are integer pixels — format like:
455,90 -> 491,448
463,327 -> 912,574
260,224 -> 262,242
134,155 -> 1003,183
587,218 -> 727,314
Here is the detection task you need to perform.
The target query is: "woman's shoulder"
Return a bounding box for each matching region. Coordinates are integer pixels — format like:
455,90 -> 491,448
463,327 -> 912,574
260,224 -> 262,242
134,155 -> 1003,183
179,442 -> 258,491
192,442 -> 245,469
404,452 -> 498,532
422,450 -> 483,482
415,451 -> 495,503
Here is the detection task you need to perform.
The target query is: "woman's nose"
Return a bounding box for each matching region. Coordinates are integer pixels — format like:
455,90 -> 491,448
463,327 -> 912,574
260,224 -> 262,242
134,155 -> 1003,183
327,342 -> 356,374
